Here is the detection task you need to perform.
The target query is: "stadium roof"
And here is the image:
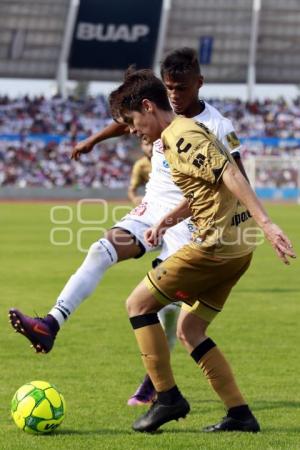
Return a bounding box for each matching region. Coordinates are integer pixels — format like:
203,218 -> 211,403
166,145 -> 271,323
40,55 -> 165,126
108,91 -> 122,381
0,0 -> 70,79
0,0 -> 299,86
164,0 -> 300,84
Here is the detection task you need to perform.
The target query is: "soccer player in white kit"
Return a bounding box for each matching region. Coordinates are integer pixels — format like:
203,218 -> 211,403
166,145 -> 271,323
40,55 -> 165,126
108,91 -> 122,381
9,48 -> 248,405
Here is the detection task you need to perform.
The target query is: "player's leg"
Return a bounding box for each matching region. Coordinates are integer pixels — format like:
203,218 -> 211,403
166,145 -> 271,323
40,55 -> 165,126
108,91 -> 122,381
144,245 -> 259,432
173,251 -> 259,432
128,220 -> 191,406
127,280 -> 190,432
156,219 -> 194,350
127,257 -> 180,406
8,226 -> 145,353
158,303 -> 180,350
127,303 -> 180,407
47,227 -> 142,325
176,309 -> 259,432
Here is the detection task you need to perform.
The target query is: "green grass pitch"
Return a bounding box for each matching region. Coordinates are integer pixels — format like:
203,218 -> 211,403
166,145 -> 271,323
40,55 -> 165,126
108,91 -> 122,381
0,201 -> 299,450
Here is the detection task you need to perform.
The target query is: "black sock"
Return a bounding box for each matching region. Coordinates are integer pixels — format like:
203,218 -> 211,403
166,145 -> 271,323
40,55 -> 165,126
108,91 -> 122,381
228,405 -> 253,420
157,385 -> 182,405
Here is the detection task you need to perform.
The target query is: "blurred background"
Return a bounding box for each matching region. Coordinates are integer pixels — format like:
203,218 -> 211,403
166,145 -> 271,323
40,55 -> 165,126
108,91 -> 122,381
0,0 -> 300,201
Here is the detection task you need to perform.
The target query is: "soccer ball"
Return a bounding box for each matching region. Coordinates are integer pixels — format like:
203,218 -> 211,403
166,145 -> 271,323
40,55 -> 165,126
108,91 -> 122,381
11,380 -> 65,434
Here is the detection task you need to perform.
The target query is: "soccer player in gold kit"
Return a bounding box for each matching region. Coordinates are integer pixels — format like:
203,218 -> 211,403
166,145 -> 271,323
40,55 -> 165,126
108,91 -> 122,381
127,137 -> 152,206
109,69 -> 296,433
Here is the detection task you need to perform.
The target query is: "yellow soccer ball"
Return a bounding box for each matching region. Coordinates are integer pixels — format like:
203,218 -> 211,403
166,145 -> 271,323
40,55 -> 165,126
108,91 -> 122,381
11,381 -> 65,434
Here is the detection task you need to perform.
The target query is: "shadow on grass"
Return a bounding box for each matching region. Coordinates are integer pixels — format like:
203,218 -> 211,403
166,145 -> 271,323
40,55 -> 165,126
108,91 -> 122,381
190,399 -> 300,413
53,424 -> 300,437
253,399 -> 300,411
49,428 -> 133,436
260,426 -> 300,433
55,428 -> 202,436
47,400 -> 300,437
236,288 -> 299,293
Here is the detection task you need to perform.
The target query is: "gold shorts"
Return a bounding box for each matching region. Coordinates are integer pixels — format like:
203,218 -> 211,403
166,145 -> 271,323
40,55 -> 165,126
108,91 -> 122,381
144,244 -> 252,322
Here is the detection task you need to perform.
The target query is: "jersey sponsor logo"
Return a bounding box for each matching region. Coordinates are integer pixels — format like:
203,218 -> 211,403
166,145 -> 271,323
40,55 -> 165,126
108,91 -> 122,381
175,290 -> 189,300
192,153 -> 206,168
32,324 -> 51,336
187,221 -> 196,233
176,138 -> 192,154
153,139 -> 164,154
231,210 -> 252,226
130,202 -> 148,216
76,22 -> 149,42
226,131 -> 240,149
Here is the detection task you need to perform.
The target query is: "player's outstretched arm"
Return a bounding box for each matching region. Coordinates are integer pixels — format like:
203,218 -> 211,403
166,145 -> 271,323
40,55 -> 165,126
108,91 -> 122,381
71,121 -> 129,161
127,189 -> 143,206
144,199 -> 191,247
222,163 -> 296,265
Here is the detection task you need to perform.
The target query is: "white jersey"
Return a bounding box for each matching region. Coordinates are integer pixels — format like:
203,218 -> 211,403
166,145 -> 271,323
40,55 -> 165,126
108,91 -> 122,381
143,101 -> 241,207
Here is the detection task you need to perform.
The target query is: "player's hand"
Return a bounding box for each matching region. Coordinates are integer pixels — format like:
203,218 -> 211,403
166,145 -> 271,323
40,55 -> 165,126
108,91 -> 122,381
263,222 -> 296,265
71,137 -> 95,161
144,226 -> 165,247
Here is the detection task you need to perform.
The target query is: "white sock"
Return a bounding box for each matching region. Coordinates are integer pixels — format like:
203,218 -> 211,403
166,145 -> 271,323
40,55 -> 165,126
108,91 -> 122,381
158,303 -> 180,351
49,239 -> 118,326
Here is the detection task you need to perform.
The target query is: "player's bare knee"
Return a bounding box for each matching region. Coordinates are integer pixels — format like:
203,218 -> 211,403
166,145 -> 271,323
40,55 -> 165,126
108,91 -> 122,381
176,325 -> 189,346
105,228 -> 140,260
126,297 -> 142,316
177,320 -> 206,348
126,297 -> 133,315
126,296 -> 155,317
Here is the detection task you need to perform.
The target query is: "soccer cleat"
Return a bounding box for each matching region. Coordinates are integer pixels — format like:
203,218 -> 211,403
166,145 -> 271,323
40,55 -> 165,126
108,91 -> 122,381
127,375 -> 156,406
132,396 -> 190,432
203,414 -> 260,433
8,308 -> 57,353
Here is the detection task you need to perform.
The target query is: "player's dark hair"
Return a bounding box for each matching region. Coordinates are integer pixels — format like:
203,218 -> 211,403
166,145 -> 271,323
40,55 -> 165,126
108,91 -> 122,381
109,68 -> 171,121
160,47 -> 201,79
108,89 -> 124,123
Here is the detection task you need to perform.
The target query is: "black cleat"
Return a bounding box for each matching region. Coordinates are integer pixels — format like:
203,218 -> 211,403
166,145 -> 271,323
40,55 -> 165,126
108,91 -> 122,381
203,414 -> 260,433
8,308 -> 56,353
132,396 -> 190,432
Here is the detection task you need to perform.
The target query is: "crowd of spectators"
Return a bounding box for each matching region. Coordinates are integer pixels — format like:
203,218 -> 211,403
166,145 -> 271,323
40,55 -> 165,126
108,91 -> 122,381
0,136 -> 134,189
0,94 -> 300,189
0,94 -> 110,136
210,97 -> 300,139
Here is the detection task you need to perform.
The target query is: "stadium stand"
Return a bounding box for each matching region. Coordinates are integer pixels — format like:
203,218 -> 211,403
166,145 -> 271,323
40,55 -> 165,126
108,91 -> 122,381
164,0 -> 300,83
1,0 -> 299,84
0,96 -> 299,194
0,0 -> 69,79
0,0 -> 300,199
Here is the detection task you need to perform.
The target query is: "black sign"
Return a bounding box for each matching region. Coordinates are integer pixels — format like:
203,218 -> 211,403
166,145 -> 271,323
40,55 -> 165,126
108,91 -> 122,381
69,0 -> 163,70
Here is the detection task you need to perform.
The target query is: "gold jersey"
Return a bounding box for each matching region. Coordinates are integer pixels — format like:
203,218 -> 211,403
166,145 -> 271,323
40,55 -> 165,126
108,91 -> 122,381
129,155 -> 152,191
161,116 -> 256,259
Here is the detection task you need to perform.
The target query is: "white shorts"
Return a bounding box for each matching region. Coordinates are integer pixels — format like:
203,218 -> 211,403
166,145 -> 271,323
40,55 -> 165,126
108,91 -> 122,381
113,201 -> 195,261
